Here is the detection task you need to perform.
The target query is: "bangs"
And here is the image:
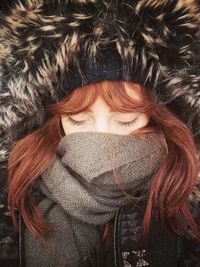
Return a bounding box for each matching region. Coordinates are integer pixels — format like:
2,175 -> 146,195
48,80 -> 154,116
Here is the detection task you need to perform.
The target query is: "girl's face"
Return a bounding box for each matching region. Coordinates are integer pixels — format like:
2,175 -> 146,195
61,85 -> 150,135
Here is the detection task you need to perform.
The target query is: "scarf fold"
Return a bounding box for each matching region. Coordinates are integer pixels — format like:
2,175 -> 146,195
25,131 -> 167,267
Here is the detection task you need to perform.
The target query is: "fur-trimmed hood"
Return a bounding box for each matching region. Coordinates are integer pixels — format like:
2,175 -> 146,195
1,0 -> 200,162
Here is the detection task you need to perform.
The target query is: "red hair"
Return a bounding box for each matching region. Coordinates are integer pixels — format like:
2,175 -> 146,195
8,80 -> 200,246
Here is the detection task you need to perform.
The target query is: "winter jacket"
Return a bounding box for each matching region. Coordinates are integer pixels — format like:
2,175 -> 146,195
17,198 -> 200,267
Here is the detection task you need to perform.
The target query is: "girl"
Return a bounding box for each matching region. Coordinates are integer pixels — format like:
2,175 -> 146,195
1,0 -> 200,266
7,80 -> 200,266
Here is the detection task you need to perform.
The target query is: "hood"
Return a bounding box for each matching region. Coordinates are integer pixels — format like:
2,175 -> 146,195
0,0 -> 200,161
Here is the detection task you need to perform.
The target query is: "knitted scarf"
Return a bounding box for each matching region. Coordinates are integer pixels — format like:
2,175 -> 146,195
25,131 -> 167,267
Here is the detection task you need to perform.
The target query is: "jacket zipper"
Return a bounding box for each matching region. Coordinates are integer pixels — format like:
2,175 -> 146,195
113,208 -> 121,267
18,213 -> 22,267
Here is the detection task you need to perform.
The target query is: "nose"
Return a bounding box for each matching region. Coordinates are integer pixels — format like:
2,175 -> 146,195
94,118 -> 111,133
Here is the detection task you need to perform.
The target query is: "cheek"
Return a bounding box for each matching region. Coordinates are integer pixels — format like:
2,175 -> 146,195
61,116 -> 77,135
137,114 -> 150,128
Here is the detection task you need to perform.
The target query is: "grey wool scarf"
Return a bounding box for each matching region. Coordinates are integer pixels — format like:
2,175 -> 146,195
25,131 -> 167,267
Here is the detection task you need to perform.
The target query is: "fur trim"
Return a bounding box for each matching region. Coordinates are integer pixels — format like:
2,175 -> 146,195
1,0 -> 200,161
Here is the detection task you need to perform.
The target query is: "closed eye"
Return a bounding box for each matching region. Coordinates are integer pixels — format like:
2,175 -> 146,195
67,117 -> 85,126
118,118 -> 137,127
67,117 -> 138,127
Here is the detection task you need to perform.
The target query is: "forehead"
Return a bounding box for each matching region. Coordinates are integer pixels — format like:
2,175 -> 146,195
80,83 -> 143,114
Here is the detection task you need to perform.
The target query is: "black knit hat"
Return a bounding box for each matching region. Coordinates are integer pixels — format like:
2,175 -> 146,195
60,48 -> 126,99
1,0 -> 200,162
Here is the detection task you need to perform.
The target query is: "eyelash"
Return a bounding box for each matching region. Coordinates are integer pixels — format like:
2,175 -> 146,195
68,117 -> 137,127
119,119 -> 137,127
